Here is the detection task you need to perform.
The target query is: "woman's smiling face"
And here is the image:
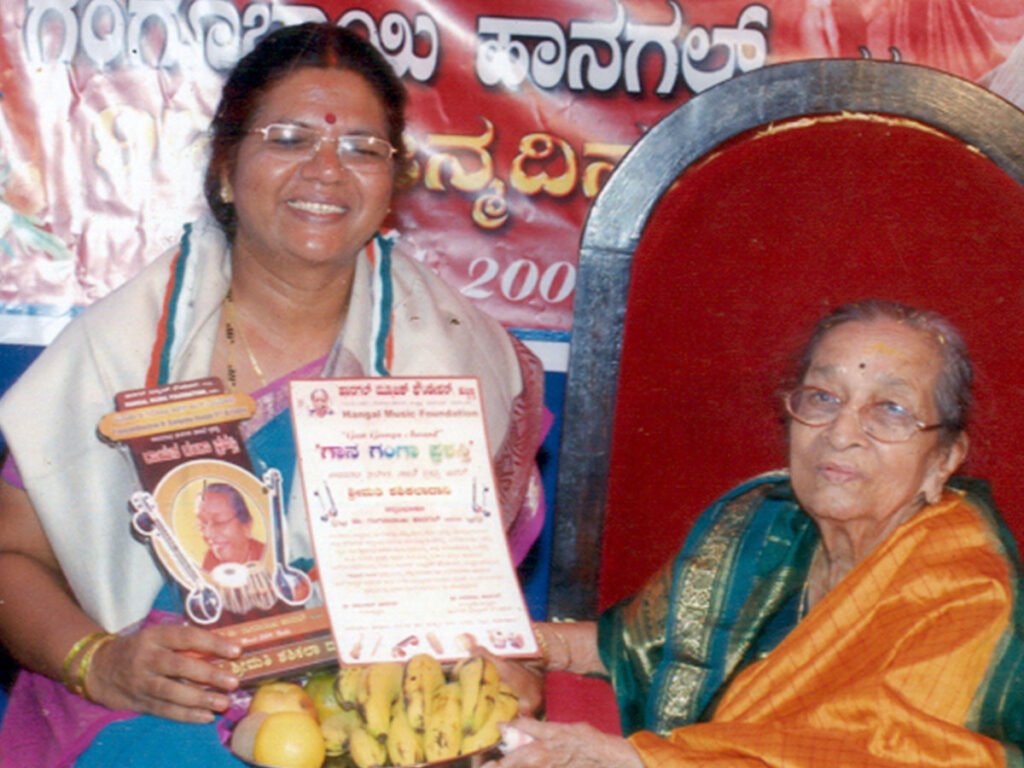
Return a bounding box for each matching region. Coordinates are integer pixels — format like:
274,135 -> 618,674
226,67 -> 395,274
196,490 -> 252,564
788,319 -> 962,529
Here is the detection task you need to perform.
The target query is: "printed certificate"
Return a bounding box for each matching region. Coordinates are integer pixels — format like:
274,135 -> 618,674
290,377 -> 537,665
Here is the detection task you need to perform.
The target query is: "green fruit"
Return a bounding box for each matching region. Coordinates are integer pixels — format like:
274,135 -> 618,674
306,668 -> 345,721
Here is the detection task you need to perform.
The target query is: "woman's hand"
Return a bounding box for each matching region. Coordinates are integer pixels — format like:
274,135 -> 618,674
86,623 -> 241,722
484,718 -> 644,768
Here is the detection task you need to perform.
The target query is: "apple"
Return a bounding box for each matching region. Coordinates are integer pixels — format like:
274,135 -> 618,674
253,710 -> 325,768
249,680 -> 318,720
229,711 -> 268,762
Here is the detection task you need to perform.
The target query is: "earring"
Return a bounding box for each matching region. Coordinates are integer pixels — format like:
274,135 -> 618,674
220,185 -> 234,204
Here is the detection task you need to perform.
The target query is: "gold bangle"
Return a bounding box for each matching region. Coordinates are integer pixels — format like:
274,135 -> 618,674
79,634 -> 117,703
548,626 -> 573,672
61,631 -> 108,693
532,624 -> 550,667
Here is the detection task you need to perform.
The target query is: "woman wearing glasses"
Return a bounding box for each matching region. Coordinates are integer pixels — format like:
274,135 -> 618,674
502,300 -> 1023,768
0,23 -> 544,766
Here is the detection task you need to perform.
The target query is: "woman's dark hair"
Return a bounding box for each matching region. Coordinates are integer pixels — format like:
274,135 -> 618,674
794,299 -> 973,444
201,483 -> 252,525
204,22 -> 408,240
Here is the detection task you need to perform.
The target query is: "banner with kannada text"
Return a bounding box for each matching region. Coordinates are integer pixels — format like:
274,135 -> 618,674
2,0 -> 1022,356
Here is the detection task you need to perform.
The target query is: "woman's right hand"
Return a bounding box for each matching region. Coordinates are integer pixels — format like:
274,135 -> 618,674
85,623 -> 241,722
484,718 -> 645,768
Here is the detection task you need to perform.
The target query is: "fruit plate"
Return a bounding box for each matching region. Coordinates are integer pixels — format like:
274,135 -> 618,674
232,744 -> 503,768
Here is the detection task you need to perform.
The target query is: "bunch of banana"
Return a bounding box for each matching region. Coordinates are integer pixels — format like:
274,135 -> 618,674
299,653 -> 520,768
460,681 -> 519,755
456,657 -> 520,756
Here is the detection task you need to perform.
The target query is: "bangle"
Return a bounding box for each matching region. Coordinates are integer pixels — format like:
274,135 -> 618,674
79,634 -> 117,703
548,626 -> 573,672
531,624 -> 550,667
61,631 -> 107,694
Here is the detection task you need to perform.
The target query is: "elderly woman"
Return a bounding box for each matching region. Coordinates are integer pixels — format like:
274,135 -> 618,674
503,300 -> 1023,767
0,23 -> 544,766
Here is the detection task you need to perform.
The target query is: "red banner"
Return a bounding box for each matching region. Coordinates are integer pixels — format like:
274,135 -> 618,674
1,0 -> 1023,348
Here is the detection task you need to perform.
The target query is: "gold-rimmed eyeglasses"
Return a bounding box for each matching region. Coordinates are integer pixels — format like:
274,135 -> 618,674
248,123 -> 396,171
784,385 -> 945,443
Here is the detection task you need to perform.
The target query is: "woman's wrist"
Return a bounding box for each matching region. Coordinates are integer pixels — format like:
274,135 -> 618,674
547,624 -> 573,672
532,623 -> 551,668
62,629 -> 116,700
532,622 -> 574,672
81,633 -> 117,703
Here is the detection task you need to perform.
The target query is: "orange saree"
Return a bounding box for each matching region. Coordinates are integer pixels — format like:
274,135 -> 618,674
600,474 -> 1024,767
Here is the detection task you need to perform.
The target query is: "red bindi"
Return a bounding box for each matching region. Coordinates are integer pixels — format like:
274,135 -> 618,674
324,112 -> 337,124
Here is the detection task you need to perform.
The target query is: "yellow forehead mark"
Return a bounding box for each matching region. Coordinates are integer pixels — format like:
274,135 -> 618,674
863,341 -> 903,357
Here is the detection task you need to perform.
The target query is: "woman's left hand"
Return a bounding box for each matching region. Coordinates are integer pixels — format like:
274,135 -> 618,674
483,718 -> 645,768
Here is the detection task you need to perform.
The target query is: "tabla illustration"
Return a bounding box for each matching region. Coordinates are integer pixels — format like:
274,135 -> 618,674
129,459 -> 312,625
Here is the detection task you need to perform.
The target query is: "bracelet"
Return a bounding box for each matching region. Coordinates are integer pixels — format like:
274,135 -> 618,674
61,631 -> 108,694
79,634 -> 117,703
531,623 -> 550,667
547,626 -> 573,672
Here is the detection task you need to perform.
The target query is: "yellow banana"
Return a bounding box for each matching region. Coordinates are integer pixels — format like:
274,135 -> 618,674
387,700 -> 425,766
358,661 -> 404,737
467,680 -> 499,734
320,708 -> 362,757
460,717 -> 501,756
494,682 -> 520,722
349,725 -> 388,768
461,681 -> 519,755
402,653 -> 445,732
454,656 -> 500,733
335,665 -> 363,711
423,682 -> 463,761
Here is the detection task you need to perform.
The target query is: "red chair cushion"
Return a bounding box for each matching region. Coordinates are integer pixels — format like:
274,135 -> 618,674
600,115 -> 1024,609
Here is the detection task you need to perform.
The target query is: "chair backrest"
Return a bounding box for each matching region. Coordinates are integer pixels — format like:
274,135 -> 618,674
548,59 -> 1024,618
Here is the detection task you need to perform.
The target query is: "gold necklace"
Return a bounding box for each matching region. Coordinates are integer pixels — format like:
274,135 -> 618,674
223,290 -> 267,390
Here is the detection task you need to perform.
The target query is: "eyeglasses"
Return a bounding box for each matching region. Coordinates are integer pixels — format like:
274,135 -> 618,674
197,510 -> 243,534
784,385 -> 945,443
249,123 -> 396,171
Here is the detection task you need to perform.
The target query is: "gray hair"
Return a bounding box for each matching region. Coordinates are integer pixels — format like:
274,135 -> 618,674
795,299 -> 972,444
